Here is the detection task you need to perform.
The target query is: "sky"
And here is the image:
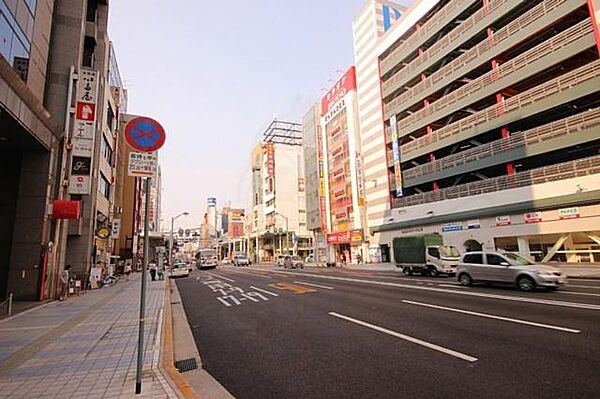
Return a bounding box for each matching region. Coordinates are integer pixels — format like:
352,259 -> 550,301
109,0 -> 372,229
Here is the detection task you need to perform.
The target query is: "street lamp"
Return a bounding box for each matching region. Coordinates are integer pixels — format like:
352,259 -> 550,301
274,212 -> 289,255
170,211 -> 189,269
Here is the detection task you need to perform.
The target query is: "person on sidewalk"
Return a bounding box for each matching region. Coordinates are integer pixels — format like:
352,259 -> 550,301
157,264 -> 165,280
149,263 -> 157,281
124,262 -> 132,281
59,265 -> 71,301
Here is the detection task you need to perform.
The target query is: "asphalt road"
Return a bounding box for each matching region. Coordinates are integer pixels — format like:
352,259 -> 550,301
176,264 -> 600,399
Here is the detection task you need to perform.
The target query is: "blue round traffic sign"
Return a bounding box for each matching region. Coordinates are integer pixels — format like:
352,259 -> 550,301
124,117 -> 166,152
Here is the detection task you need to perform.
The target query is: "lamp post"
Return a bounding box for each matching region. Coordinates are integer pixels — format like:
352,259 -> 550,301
170,212 -> 189,269
274,212 -> 289,255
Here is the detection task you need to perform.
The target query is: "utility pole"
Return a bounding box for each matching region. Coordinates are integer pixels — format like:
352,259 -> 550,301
135,177 -> 150,394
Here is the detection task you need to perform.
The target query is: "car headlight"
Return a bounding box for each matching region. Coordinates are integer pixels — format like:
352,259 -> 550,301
537,271 -> 553,276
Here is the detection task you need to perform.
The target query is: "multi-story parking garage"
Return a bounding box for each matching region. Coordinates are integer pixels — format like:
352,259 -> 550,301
373,0 -> 600,263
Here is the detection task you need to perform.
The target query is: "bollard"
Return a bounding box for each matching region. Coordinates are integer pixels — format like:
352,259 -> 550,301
7,293 -> 13,316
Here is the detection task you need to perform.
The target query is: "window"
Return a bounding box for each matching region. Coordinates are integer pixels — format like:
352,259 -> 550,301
101,136 -> 113,164
0,9 -> 30,81
99,173 -> 110,199
462,253 -> 483,264
486,254 -> 507,266
427,247 -> 440,259
82,36 -> 95,67
106,104 -> 115,131
86,0 -> 98,22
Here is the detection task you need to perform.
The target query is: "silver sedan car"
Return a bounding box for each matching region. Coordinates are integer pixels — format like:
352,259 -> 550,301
456,251 -> 567,291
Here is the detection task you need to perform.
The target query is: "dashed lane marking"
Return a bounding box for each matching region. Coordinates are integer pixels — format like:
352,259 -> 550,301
329,312 -> 478,363
294,281 -> 334,290
402,300 -> 581,334
268,282 -> 316,294
250,286 -> 279,297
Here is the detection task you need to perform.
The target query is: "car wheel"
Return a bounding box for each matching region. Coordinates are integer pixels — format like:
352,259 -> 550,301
402,267 -> 412,276
428,266 -> 439,277
458,273 -> 472,286
517,276 -> 536,292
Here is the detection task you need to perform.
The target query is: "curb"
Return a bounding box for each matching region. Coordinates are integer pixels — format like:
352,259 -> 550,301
0,299 -> 55,323
160,279 -> 200,398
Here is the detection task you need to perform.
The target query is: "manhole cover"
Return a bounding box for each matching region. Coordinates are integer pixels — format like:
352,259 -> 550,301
174,358 -> 198,373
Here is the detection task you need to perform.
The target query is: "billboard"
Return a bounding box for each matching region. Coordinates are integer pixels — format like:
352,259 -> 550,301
390,115 -> 403,197
321,66 -> 357,115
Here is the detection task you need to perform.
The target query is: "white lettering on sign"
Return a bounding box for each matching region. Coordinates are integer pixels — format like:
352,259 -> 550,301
202,277 -> 270,307
128,152 -> 157,177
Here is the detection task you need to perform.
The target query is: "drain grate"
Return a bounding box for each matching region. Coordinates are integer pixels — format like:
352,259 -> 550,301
174,357 -> 198,373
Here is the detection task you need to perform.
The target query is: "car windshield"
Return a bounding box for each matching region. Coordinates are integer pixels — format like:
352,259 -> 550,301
440,246 -> 460,257
504,253 -> 535,265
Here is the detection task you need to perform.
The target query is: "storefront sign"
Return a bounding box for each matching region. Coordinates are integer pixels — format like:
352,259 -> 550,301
51,200 -> 81,219
442,223 -> 463,232
558,207 -> 580,220
356,152 -> 365,206
496,215 -> 512,226
524,212 -> 542,223
321,66 -> 356,114
265,142 -> 275,193
111,218 -> 121,238
350,229 -> 363,242
390,115 -> 403,197
327,231 -> 350,244
69,68 -> 98,195
467,219 -> 480,229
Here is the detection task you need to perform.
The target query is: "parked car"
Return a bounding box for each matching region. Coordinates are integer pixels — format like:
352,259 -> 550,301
456,251 -> 566,291
276,255 -> 285,267
169,263 -> 190,278
233,254 -> 250,267
283,255 -> 304,269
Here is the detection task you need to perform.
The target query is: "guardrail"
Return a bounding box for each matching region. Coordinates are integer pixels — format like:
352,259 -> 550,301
383,0 -> 571,115
400,59 -> 600,158
393,154 -> 600,208
402,108 -> 600,180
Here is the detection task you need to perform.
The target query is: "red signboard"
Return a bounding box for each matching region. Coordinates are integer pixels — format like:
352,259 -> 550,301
321,66 -> 357,114
524,212 -> 542,224
327,231 -> 350,244
76,102 -> 96,121
265,142 -> 275,177
52,200 -> 81,219
588,0 -> 600,53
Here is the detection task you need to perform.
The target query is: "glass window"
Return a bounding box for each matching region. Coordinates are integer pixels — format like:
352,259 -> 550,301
462,253 -> 483,264
427,247 -> 440,258
486,254 -> 506,266
504,253 -> 534,266
440,246 -> 460,257
101,136 -> 113,164
99,173 -> 110,199
24,0 -> 37,15
0,14 -> 13,60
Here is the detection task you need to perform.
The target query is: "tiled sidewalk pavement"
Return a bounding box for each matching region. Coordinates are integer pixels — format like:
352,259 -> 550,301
0,273 -> 177,398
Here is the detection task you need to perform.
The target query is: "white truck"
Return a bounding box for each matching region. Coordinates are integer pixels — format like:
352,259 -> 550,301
393,234 -> 460,277
195,249 -> 218,270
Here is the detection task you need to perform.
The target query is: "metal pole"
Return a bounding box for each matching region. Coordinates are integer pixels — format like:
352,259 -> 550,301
170,217 -> 175,270
285,217 -> 289,255
135,177 -> 151,394
7,293 -> 12,316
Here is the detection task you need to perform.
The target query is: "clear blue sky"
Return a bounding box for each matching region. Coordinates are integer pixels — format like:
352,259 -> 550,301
109,0 -> 372,229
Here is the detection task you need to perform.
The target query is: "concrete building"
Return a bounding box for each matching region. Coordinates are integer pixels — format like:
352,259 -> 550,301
0,0 -> 62,300
319,66 -> 369,264
302,104 -> 327,262
247,120 -> 311,261
218,206 -> 246,260
374,0 -> 600,263
352,0 -> 406,262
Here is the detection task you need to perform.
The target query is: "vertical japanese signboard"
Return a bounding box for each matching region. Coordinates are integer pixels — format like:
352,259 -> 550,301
390,115 -> 403,197
69,68 -> 98,194
265,142 -> 275,194
317,125 -> 328,233
588,0 -> 600,54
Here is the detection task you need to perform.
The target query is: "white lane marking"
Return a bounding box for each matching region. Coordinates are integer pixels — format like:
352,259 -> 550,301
0,325 -> 60,331
294,281 -> 334,290
556,291 -> 600,297
438,284 -> 469,289
567,284 -> 600,290
329,312 -> 478,363
402,300 -> 581,334
250,286 -> 279,297
227,269 -> 272,279
271,271 -> 600,311
216,297 -> 232,307
206,272 -> 235,282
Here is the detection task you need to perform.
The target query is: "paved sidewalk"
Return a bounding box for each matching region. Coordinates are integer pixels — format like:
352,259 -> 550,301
0,273 -> 177,398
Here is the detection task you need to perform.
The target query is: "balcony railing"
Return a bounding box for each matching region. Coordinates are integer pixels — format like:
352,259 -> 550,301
395,19 -> 592,134
393,154 -> 600,208
402,107 -> 600,181
381,0 -> 520,100
383,0 -> 574,109
400,58 -> 600,159
380,0 -> 474,75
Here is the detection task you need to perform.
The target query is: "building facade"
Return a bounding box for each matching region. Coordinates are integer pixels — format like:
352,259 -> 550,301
0,0 -> 61,300
374,0 -> 600,262
352,0 -> 406,262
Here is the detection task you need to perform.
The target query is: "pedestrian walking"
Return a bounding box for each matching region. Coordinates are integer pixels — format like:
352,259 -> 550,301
340,252 -> 346,265
124,262 -> 132,281
157,264 -> 164,280
149,263 -> 157,281
59,265 -> 71,301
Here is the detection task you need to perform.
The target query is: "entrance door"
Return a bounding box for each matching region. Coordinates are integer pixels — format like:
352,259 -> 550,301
380,244 -> 390,263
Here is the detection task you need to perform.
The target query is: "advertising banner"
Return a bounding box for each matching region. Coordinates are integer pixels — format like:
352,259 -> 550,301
69,68 -> 98,194
111,218 -> 121,239
558,207 -> 580,220
496,215 -> 511,226
467,219 -> 481,229
321,66 -> 356,115
356,152 -> 365,206
524,212 -> 542,223
442,223 -> 463,232
390,115 -> 403,197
